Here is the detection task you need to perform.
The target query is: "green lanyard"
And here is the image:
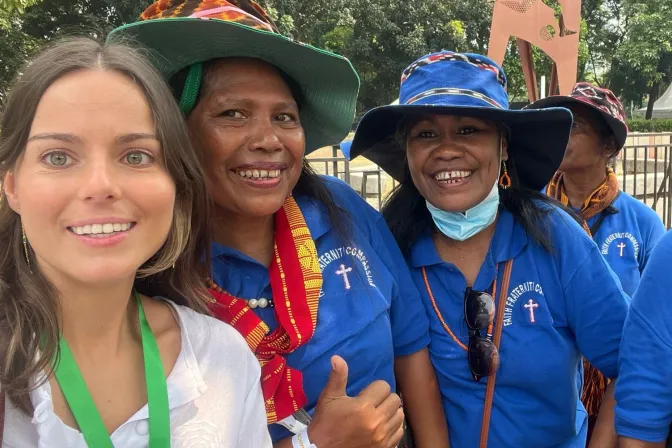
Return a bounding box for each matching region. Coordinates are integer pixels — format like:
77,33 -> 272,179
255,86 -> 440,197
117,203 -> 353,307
53,292 -> 170,447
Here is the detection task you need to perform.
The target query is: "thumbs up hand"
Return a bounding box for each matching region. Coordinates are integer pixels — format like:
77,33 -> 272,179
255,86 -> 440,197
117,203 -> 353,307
307,356 -> 405,448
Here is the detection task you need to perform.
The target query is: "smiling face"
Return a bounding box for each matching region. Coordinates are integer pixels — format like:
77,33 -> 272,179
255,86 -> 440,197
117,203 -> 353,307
187,58 -> 305,220
4,69 -> 176,285
405,114 -> 508,212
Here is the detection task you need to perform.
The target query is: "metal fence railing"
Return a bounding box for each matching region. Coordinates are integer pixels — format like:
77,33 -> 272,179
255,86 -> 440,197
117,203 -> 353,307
309,133 -> 672,227
617,132 -> 672,228
308,145 -> 396,210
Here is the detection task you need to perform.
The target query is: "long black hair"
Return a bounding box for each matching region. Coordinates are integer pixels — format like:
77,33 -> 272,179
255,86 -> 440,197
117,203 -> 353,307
383,122 -> 581,255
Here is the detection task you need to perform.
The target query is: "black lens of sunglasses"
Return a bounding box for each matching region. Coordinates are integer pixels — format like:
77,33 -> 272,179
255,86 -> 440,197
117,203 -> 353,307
464,289 -> 495,330
468,333 -> 500,380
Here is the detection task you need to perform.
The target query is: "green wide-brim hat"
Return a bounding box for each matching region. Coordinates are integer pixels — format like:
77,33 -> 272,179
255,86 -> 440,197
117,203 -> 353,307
107,0 -> 360,153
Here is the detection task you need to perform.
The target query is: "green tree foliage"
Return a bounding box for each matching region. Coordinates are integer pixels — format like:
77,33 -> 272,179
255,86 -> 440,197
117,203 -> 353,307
581,0 -> 672,116
0,0 -> 146,105
0,6 -> 40,105
615,0 -> 672,117
1,0 -> 670,116
0,0 -> 40,14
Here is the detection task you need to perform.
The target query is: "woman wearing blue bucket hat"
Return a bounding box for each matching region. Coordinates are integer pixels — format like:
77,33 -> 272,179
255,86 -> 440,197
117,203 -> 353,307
348,51 -> 630,447
109,1 -> 449,447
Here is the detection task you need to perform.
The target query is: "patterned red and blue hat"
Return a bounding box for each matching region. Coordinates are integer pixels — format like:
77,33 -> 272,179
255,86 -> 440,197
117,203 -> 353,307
527,82 -> 628,149
348,51 -> 574,191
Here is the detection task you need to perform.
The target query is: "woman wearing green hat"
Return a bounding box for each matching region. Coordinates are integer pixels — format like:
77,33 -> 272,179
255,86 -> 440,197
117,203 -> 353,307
109,1 -> 448,447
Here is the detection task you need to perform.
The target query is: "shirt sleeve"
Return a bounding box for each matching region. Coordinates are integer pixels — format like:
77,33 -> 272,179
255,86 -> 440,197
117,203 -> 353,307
615,232 -> 672,442
562,243 -> 629,379
640,217 -> 666,272
373,216 -> 431,356
237,349 -> 273,447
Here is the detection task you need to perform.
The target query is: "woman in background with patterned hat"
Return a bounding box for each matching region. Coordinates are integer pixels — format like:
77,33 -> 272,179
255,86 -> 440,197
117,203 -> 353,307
109,1 -> 448,447
528,83 -> 665,297
348,51 -> 629,447
528,83 -> 666,444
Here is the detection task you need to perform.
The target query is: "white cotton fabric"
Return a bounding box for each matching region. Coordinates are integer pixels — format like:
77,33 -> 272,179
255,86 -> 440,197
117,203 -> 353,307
3,300 -> 272,447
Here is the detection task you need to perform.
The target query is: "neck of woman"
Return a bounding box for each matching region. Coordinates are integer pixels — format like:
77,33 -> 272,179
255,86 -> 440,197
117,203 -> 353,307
433,219 -> 497,286
562,166 -> 608,209
211,205 -> 276,267
51,272 -> 139,359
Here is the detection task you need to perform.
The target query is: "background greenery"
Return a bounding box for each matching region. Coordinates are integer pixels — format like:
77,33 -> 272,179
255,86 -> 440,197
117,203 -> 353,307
1,0 -> 670,121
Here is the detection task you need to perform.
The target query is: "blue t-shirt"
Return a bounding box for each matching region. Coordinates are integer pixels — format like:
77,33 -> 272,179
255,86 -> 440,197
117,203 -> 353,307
408,206 -> 629,448
587,192 -> 665,296
210,176 -> 430,442
615,229 -> 672,442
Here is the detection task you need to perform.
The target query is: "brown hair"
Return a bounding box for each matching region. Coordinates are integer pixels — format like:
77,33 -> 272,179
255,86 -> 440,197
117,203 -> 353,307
0,37 -> 212,414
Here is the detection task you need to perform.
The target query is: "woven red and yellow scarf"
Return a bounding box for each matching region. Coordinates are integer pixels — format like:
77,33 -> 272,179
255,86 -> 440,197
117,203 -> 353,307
546,168 -> 619,422
208,196 -> 322,424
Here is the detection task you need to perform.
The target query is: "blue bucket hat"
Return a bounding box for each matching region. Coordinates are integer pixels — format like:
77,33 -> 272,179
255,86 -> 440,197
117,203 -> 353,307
348,51 -> 574,191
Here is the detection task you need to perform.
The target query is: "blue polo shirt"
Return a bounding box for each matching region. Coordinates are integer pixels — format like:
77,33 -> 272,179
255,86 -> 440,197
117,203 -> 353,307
210,176 -> 430,442
615,229 -> 672,442
586,192 -> 665,296
408,205 -> 629,448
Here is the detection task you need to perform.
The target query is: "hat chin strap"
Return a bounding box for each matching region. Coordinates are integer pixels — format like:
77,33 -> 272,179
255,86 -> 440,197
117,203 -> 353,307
179,63 -> 203,115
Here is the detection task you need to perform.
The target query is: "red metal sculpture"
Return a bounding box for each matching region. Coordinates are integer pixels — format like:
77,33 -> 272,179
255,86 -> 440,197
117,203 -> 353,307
488,0 -> 582,102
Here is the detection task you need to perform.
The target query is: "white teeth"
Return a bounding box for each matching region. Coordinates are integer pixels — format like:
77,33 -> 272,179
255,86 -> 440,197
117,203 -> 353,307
235,169 -> 281,179
435,170 -> 473,181
70,222 -> 133,236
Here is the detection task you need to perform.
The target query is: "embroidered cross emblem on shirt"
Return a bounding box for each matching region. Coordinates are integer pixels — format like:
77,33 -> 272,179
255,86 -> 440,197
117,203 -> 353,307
336,264 -> 353,290
524,299 -> 539,323
617,242 -> 626,257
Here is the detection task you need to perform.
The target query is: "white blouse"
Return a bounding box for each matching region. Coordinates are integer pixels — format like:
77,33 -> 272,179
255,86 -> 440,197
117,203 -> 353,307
3,300 -> 272,447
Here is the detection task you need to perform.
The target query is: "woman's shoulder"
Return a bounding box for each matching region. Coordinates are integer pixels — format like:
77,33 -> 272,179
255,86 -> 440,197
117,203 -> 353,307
159,299 -> 255,363
645,229 -> 672,261
531,199 -> 595,244
616,191 -> 664,224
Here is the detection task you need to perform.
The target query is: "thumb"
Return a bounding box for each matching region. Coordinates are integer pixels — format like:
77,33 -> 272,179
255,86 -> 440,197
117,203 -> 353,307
320,355 -> 349,399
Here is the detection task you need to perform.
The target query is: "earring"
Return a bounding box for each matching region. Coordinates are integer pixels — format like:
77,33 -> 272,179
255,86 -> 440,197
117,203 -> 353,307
22,223 -> 32,273
499,161 -> 511,190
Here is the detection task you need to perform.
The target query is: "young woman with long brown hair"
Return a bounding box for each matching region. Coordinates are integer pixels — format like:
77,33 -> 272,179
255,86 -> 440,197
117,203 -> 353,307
0,37 -> 270,447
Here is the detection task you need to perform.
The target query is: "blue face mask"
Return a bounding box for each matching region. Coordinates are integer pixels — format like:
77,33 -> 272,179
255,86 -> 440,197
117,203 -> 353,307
426,180 -> 500,241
